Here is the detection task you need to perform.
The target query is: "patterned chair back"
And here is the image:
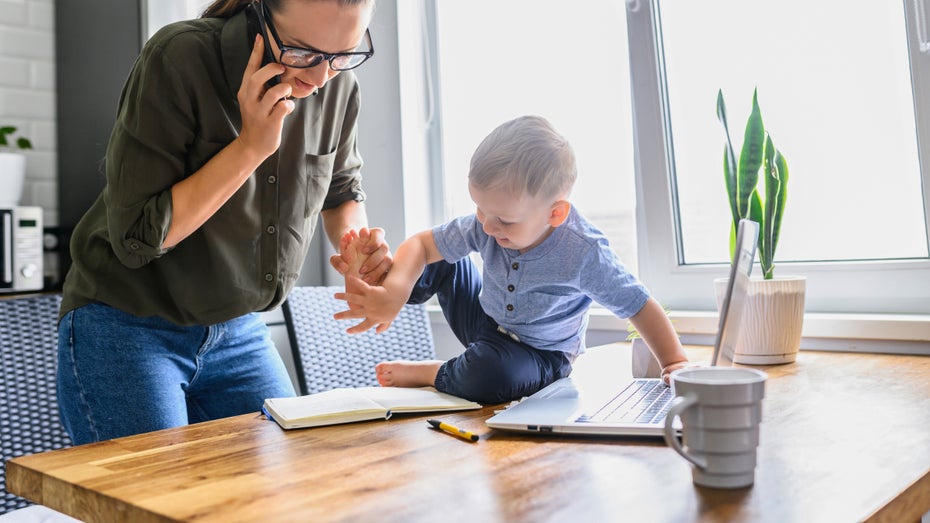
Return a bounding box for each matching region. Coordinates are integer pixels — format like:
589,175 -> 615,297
0,294 -> 72,514
282,286 -> 436,395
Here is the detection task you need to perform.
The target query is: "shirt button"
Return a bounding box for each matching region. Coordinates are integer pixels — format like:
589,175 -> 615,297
266,225 -> 276,234
264,273 -> 274,282
267,175 -> 277,184
507,284 -> 515,292
506,304 -> 514,311
511,262 -> 519,270
129,242 -> 140,251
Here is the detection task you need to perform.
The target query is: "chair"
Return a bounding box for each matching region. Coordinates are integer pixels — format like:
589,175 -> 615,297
282,286 -> 437,395
0,294 -> 73,516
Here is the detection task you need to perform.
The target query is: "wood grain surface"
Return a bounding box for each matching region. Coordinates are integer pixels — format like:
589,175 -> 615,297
7,344 -> 930,523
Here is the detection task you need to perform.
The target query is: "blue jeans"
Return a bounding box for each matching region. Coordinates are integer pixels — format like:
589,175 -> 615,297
57,302 -> 295,444
408,259 -> 572,404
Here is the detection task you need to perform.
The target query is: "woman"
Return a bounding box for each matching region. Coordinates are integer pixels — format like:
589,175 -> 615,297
57,0 -> 389,445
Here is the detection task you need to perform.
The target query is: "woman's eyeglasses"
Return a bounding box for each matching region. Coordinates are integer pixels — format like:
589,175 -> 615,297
254,1 -> 374,71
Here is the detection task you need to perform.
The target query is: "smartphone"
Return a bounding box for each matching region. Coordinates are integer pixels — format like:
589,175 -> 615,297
245,2 -> 281,87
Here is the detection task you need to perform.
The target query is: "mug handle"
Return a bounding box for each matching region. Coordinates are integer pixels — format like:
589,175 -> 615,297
663,393 -> 707,471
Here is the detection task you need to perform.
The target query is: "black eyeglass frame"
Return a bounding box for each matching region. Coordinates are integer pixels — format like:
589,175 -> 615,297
254,1 -> 374,72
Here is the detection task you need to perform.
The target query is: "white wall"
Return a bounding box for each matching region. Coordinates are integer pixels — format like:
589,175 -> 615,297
0,0 -> 57,225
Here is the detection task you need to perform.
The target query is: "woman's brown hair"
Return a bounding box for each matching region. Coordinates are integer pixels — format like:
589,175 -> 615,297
202,0 -> 272,18
201,0 -> 371,19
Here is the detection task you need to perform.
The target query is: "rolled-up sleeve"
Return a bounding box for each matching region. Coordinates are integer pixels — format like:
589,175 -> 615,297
322,80 -> 365,210
105,47 -> 194,268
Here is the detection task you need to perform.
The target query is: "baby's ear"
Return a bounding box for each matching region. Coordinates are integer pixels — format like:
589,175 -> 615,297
548,200 -> 572,227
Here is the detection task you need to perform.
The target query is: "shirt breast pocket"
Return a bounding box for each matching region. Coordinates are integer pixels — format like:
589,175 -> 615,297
304,150 -> 335,218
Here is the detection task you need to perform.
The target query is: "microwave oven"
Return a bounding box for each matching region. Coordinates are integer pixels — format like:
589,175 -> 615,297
1,206 -> 43,293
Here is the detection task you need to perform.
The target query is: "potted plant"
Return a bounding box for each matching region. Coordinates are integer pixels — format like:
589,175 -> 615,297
715,88 -> 805,364
0,125 -> 33,207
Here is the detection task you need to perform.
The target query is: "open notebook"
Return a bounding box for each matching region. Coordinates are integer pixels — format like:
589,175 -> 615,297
485,219 -> 759,437
263,386 -> 481,430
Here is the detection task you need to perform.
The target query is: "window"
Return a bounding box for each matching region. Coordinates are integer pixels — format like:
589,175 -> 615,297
142,0 -> 212,42
625,0 -> 930,316
415,2 -> 930,346
419,0 -> 930,336
429,0 -> 639,274
664,2 -> 926,264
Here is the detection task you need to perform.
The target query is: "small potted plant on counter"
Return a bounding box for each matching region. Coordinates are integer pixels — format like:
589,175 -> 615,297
0,125 -> 33,207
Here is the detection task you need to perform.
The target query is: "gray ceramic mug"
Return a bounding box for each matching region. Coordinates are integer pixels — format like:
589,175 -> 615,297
663,367 -> 768,489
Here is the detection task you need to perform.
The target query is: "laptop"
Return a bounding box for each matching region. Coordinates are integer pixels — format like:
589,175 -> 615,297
485,219 -> 760,437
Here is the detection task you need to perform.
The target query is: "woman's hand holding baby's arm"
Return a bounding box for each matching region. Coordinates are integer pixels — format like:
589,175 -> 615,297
350,227 -> 393,284
330,227 -> 393,285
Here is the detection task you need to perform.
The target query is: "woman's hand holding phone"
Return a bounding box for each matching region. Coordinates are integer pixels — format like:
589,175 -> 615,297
236,34 -> 294,161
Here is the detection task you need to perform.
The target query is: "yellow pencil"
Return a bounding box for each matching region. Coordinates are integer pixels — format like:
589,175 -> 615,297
426,418 -> 479,442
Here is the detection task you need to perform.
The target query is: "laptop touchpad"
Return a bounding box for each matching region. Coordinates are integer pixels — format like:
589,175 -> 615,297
536,380 -> 580,399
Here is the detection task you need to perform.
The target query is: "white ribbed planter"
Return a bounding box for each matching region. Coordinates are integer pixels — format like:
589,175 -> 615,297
0,151 -> 26,207
714,276 -> 806,365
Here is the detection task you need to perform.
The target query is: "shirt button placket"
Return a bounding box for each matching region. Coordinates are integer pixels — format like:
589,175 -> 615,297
506,261 -> 519,313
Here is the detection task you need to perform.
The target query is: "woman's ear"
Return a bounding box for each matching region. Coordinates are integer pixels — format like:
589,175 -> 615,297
548,200 -> 572,227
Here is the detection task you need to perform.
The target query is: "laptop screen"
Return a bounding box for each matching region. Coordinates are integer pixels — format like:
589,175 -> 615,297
711,219 -> 759,367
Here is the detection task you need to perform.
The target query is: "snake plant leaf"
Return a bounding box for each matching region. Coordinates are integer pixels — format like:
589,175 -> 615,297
723,147 -> 739,226
717,90 -> 740,225
749,188 -> 769,277
728,220 -> 737,260
728,189 -> 763,259
772,148 -> 789,258
762,134 -> 779,279
737,89 -> 765,219
749,189 -> 764,230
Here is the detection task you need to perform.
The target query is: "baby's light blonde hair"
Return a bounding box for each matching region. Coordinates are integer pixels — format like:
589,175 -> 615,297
468,115 -> 577,200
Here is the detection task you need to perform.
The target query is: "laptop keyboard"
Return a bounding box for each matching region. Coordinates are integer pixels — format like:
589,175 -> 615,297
576,379 -> 674,425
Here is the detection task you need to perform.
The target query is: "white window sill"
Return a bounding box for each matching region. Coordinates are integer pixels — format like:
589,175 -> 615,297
428,306 -> 929,355
587,308 -> 930,356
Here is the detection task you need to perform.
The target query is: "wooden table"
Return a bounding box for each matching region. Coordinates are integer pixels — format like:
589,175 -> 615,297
7,343 -> 930,523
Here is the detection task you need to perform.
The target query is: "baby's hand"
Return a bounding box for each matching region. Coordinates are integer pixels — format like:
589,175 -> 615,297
661,361 -> 692,385
334,277 -> 406,334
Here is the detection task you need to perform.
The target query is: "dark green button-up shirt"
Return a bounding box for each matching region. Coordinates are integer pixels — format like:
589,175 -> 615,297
61,10 -> 366,326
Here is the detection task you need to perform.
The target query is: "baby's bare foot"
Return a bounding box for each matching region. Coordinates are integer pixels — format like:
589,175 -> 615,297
376,360 -> 443,388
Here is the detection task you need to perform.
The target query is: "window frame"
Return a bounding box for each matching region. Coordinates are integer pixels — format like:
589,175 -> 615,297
410,0 -> 930,348
625,0 -> 930,317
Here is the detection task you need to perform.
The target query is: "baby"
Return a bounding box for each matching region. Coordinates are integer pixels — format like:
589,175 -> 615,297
336,116 -> 688,404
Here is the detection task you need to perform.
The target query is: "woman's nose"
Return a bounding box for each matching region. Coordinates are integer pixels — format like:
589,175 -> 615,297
304,64 -> 334,89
